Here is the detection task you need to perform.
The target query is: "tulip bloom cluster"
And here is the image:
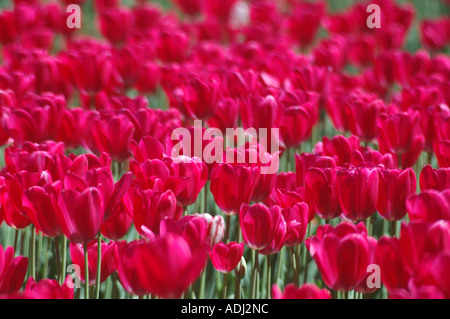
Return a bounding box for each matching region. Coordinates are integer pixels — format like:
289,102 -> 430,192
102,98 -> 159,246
0,0 -> 449,300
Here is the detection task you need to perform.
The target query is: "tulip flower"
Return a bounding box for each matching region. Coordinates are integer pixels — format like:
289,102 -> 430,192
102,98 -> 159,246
377,109 -> 422,156
407,190 -> 450,222
24,276 -> 74,299
305,167 -> 341,220
57,187 -> 104,244
87,114 -> 135,162
279,105 -> 313,149
420,165 -> 450,191
306,222 -> 372,291
282,203 -> 309,247
131,188 -> 182,237
210,163 -> 260,215
295,153 -> 336,187
239,203 -> 284,251
0,245 -> 28,295
101,202 -> 133,241
272,283 -> 332,299
209,242 -> 244,273
376,168 -> 416,221
69,240 -> 117,285
99,7 -> 133,45
23,176 -> 63,238
335,166 -> 379,222
117,233 -> 208,298
375,236 -> 409,291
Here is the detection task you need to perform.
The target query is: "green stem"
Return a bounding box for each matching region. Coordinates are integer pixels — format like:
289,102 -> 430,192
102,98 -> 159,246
224,215 -> 231,243
266,255 -> 271,299
290,246 -> 299,286
54,236 -> 61,282
251,250 -> 259,299
234,268 -> 241,299
13,229 -> 19,253
61,236 -> 67,284
199,265 -> 207,299
95,232 -> 102,299
390,221 -> 397,237
84,244 -> 89,299
303,225 -> 311,284
30,226 -> 36,279
222,273 -> 228,299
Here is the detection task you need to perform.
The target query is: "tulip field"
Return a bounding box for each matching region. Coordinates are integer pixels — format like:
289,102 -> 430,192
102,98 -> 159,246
0,0 -> 449,301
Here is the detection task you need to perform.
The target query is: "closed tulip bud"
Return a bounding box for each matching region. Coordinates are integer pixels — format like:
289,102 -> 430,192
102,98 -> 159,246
0,245 -> 28,295
377,168 -> 416,221
306,222 -> 372,291
272,283 -> 332,299
237,256 -> 247,279
209,242 -> 244,273
420,165 -> 450,191
336,166 -> 379,222
240,203 -> 284,251
69,240 -> 117,285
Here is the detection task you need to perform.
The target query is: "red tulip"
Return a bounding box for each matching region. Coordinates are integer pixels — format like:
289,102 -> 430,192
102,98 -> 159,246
99,7 -> 133,45
305,167 -> 341,220
377,168 -> 416,221
24,275 -> 74,299
168,157 -> 208,207
56,108 -> 96,149
294,153 -> 336,187
375,236 -> 409,291
173,0 -> 204,16
87,113 -> 135,162
433,140 -> 450,168
282,203 -> 309,247
183,78 -> 220,121
420,19 -> 449,51
239,203 -> 284,251
0,245 -> 28,295
57,187 -> 104,244
377,109 -> 422,155
210,163 -> 260,215
420,165 -> 450,191
69,240 -> 117,285
286,1 -> 325,48
23,175 -> 63,237
272,283 -> 332,299
406,190 -> 450,222
209,242 -> 244,273
117,233 -> 208,298
100,201 -> 133,241
399,221 -> 450,276
131,188 -> 182,237
336,166 -> 379,222
279,105 -> 312,149
306,222 -> 372,291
